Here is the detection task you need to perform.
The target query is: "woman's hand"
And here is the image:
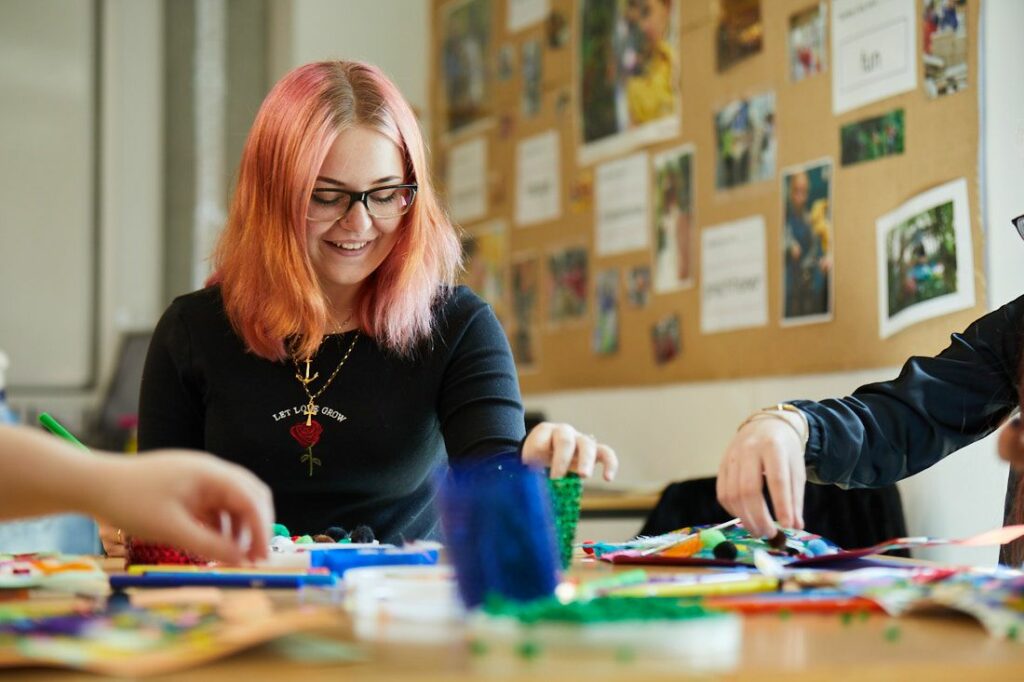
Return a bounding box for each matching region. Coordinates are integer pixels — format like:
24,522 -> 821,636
998,417 -> 1024,472
717,414 -> 806,538
88,452 -> 275,564
521,422 -> 618,481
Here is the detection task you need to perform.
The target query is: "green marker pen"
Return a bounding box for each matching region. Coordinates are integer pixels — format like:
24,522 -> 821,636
38,412 -> 89,451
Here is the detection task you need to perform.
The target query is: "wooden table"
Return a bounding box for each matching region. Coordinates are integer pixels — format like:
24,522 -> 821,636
579,488 -> 661,519
9,559 -> 1024,681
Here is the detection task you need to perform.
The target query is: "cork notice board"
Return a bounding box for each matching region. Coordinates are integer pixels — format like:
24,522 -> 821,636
430,0 -> 983,394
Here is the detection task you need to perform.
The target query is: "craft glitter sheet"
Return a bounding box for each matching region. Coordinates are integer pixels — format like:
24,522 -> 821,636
587,524 -> 1024,569
584,524 -> 841,567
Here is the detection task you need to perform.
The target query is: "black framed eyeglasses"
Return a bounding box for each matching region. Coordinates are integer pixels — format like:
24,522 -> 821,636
1013,214 -> 1024,242
307,184 -> 418,222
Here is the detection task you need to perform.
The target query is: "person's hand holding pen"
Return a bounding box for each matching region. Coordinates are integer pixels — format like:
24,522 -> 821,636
716,405 -> 808,539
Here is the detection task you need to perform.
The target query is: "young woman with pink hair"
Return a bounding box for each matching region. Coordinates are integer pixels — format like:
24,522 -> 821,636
130,61 -> 617,552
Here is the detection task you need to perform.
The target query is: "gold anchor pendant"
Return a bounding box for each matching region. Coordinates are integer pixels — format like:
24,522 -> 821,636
295,359 -> 320,426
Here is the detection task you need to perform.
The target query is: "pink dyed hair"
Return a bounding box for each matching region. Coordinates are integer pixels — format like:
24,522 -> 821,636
211,61 -> 461,361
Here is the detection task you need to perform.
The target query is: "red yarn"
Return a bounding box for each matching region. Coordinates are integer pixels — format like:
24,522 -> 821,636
125,538 -> 208,567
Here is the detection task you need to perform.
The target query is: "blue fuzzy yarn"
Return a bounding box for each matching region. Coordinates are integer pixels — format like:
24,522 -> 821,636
436,452 -> 560,609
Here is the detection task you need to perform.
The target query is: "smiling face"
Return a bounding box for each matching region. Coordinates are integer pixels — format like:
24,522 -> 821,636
306,125 -> 406,313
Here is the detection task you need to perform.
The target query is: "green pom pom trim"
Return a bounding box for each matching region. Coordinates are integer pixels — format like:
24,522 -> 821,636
271,523 -> 290,538
699,528 -> 727,549
482,594 -> 718,624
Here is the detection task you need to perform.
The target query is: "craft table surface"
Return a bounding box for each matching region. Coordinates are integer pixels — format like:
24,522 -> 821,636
8,557 -> 1024,681
578,488 -> 661,513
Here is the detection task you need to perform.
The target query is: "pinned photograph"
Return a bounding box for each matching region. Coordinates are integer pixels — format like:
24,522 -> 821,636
923,0 -> 967,98
782,160 -> 833,325
521,39 -> 542,117
788,3 -> 826,82
547,9 -> 569,49
441,0 -> 493,134
840,109 -> 905,166
462,221 -> 509,320
652,144 -> 695,292
593,268 -> 620,355
715,92 -> 776,190
625,265 -> 652,308
547,246 -> 588,323
650,313 -> 681,365
876,178 -> 974,338
569,169 -> 594,214
511,253 -> 541,369
577,0 -> 680,164
497,44 -> 516,81
716,0 -> 763,72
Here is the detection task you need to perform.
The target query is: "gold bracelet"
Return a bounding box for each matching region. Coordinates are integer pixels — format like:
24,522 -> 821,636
737,403 -> 809,446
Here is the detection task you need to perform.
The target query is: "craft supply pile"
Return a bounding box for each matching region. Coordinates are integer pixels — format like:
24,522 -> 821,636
2,455 -> 1023,676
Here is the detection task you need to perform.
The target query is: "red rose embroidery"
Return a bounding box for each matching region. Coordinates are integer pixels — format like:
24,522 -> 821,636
290,420 -> 323,448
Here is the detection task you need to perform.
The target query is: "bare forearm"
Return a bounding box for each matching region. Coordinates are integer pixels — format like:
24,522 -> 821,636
0,425 -> 115,521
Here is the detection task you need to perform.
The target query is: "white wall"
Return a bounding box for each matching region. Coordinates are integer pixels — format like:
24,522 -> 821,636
268,0 -> 430,131
1,0 -> 96,390
6,0 -> 163,428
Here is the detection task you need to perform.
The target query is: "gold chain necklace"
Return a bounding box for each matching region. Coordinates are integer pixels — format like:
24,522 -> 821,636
292,331 -> 359,425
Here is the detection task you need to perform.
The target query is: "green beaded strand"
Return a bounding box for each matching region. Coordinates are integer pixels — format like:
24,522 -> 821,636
547,472 -> 583,570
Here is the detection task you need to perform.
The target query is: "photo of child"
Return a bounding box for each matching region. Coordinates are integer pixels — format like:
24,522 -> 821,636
652,145 -> 695,292
716,0 -> 763,72
441,0 -> 493,133
593,268 -> 620,355
547,246 -> 589,323
788,3 -> 826,82
885,202 -> 958,318
521,39 -> 542,117
782,161 -> 833,324
650,313 -> 681,365
461,222 -> 508,322
876,178 -> 974,339
578,0 -> 680,160
510,254 -> 540,369
715,92 -> 775,190
923,0 -> 968,98
625,265 -> 652,308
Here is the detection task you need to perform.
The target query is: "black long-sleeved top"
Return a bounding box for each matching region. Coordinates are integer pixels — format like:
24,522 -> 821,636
139,285 -> 525,542
792,296 -> 1023,537
794,295 -> 1023,489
